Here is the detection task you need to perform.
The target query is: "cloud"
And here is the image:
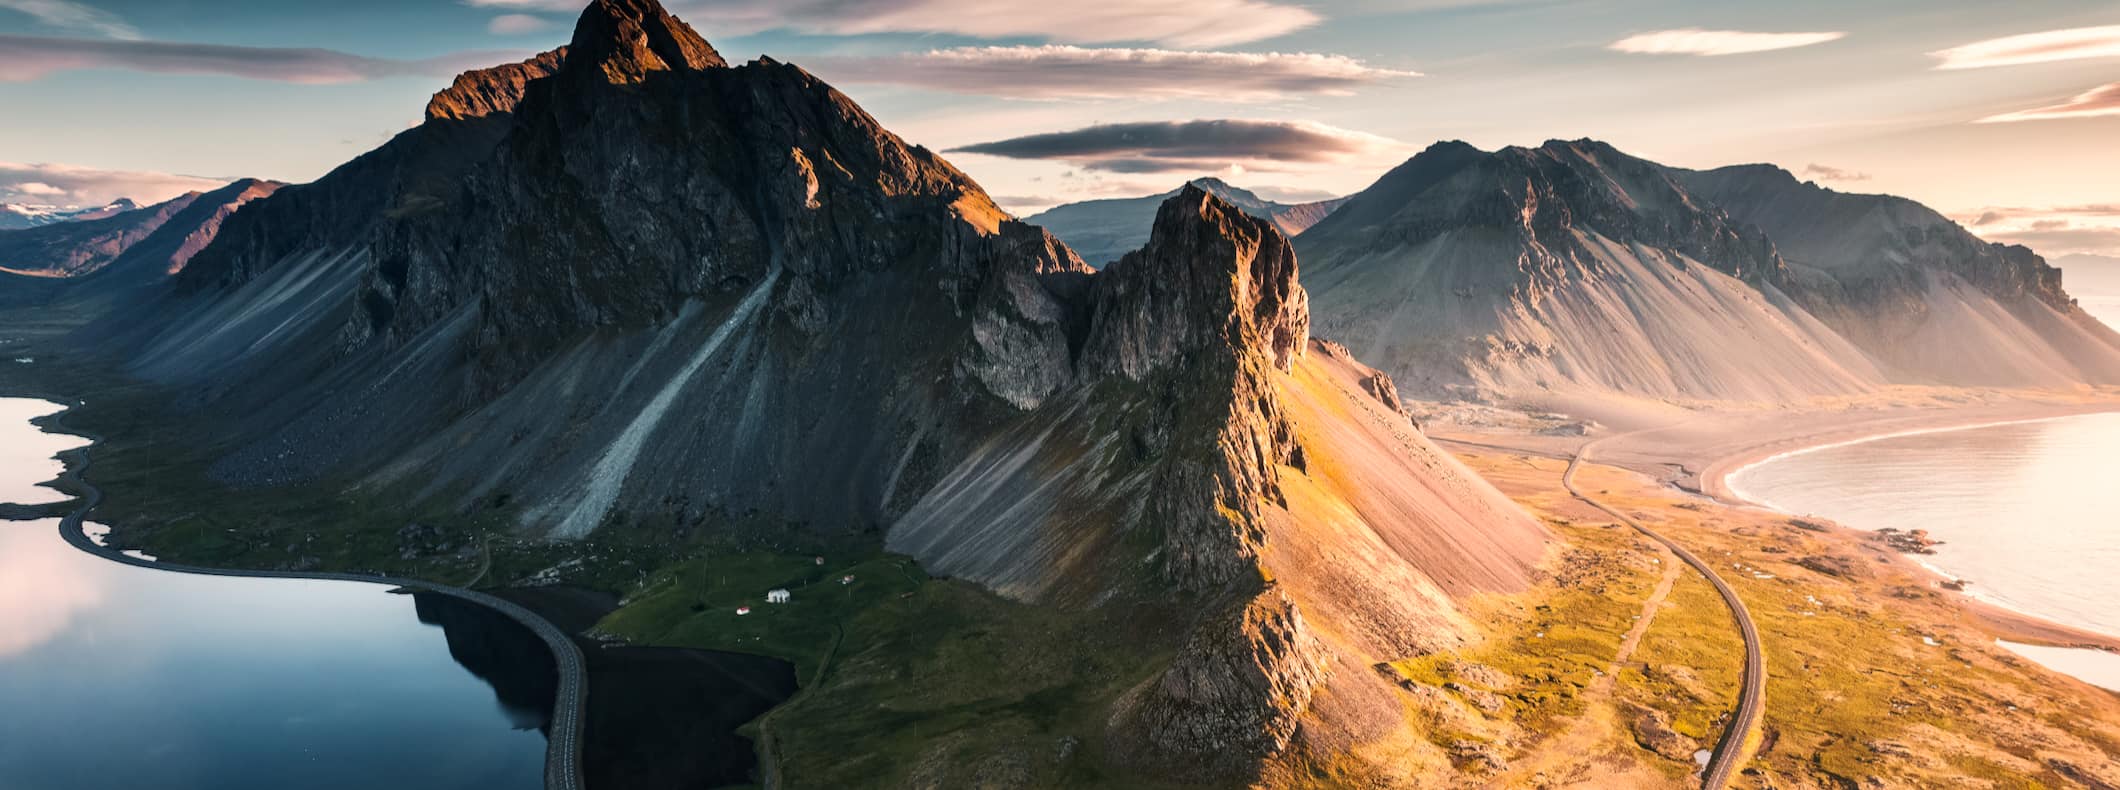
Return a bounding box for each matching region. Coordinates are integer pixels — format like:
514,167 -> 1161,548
949,119 -> 1406,173
1930,25 -> 2120,70
1800,163 -> 1869,182
487,13 -> 552,36
0,161 -> 229,205
1982,226 -> 2120,257
0,527 -> 108,660
0,35 -> 519,84
1976,81 -> 2120,123
0,0 -> 139,41
470,0 -> 1319,47
1957,205 -> 2120,257
1608,29 -> 1845,57
809,45 -> 1418,101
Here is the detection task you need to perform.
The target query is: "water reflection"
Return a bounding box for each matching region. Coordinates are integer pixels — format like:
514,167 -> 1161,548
0,398 -> 85,505
1732,413 -> 2120,637
1,395 -> 798,789
413,592 -> 557,732
0,521 -> 108,659
0,399 -> 545,790
1731,411 -> 2120,690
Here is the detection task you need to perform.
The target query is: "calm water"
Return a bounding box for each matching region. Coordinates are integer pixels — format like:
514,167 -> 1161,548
1730,411 -> 2120,690
0,395 -> 800,789
0,398 -> 550,790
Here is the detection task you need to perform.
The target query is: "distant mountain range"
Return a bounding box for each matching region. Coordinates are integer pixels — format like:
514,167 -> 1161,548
1024,178 -> 1345,266
1294,139 -> 2120,401
0,199 -> 137,231
0,181 -> 279,283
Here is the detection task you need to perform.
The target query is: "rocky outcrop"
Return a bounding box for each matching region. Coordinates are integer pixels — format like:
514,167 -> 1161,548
1082,185 -> 1309,588
1110,588 -> 1328,780
1025,177 -> 1345,267
1086,185 -> 1310,376
566,0 -> 724,82
426,49 -> 567,122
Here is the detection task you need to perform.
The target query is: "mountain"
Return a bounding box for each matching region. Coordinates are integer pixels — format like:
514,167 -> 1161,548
1024,178 -> 1346,266
74,1 -> 1548,782
0,182 -> 278,281
0,199 -> 137,230
1677,165 -> 2120,387
1296,139 -> 2120,403
1298,139 -> 1884,402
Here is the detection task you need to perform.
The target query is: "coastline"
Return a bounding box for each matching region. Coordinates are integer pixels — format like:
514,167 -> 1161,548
1692,404 -> 2120,656
1436,391 -> 2120,657
3,392 -> 592,790
1693,400 -> 2120,504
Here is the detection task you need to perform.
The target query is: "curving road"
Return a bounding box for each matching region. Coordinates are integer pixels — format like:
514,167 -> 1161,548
1565,436 -> 1764,790
37,401 -> 589,790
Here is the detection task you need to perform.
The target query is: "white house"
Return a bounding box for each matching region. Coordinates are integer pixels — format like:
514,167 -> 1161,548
735,606 -> 752,616
766,589 -> 791,604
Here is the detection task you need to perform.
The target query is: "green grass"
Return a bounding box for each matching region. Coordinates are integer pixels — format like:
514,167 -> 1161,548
597,548 -> 1198,788
1387,522 -> 1660,745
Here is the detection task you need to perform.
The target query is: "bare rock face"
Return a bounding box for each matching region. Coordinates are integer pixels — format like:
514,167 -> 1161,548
1109,588 -> 1328,780
425,49 -> 567,122
1081,186 -> 1309,589
1085,185 -> 1309,377
567,0 -> 724,82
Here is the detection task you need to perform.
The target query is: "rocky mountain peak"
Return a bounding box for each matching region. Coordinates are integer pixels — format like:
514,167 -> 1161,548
425,48 -> 567,121
1086,185 -> 1310,378
568,0 -> 725,83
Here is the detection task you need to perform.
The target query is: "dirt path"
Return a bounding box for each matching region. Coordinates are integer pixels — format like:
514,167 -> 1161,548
1488,539 -> 1684,787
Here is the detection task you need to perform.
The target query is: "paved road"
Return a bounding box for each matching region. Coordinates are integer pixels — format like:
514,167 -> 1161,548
40,404 -> 589,790
1565,437 -> 1764,790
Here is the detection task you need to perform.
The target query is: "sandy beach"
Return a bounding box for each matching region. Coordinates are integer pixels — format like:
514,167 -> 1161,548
1432,386 -> 2120,655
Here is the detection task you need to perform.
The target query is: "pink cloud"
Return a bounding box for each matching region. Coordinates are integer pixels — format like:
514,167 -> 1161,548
1977,81 -> 2120,124
1931,25 -> 2120,70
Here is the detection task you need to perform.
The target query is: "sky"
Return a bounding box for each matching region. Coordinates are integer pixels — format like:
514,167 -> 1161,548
1,0 -> 2117,257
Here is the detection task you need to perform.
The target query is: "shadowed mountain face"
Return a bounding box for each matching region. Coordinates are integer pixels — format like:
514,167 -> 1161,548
75,2 -> 1550,780
1297,139 -> 2120,402
1025,178 -> 1346,267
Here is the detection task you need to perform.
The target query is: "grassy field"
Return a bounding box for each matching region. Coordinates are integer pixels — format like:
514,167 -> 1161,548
596,548 -> 1202,788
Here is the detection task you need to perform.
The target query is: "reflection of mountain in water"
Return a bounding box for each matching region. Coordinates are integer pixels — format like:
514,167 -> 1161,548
587,646 -> 797,789
413,592 -> 557,732
412,589 -> 797,789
